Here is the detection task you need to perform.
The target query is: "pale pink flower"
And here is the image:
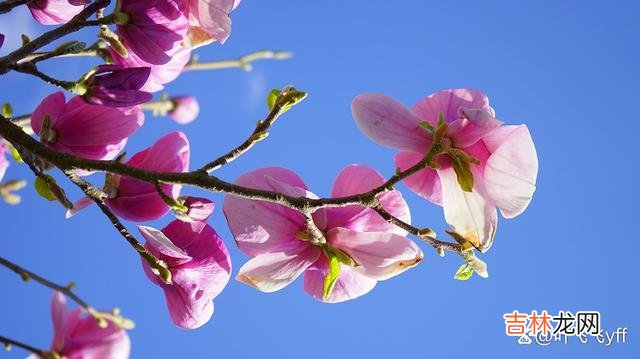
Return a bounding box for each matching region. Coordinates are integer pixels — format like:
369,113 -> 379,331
35,292 -> 130,359
31,92 -> 143,161
116,0 -> 189,65
139,218 -> 231,329
352,89 -> 538,252
224,165 -> 422,303
186,0 -> 241,48
105,131 -> 190,221
28,0 -> 87,25
169,96 -> 199,124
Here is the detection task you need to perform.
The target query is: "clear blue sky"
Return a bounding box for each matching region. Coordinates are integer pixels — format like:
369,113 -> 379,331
1,0 -> 638,357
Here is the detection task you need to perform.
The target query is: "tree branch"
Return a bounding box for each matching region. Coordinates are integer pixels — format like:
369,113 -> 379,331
0,335 -> 44,356
184,50 -> 292,72
0,0 -> 32,14
0,255 -> 134,329
0,0 -> 110,72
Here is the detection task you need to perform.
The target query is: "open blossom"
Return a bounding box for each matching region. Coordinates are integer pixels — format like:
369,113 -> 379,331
28,0 -> 87,25
104,131 -> 190,221
139,211 -> 231,329
186,0 -> 241,47
31,92 -> 143,161
82,65 -> 152,107
224,165 -> 422,303
33,292 -> 130,359
116,0 -> 189,65
110,45 -> 191,93
352,89 -> 538,252
169,96 -> 200,124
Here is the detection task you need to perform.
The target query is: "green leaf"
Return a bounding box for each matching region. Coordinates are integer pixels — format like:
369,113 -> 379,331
454,263 -> 474,280
1,103 -> 12,118
451,158 -> 474,192
419,121 -> 434,133
323,252 -> 341,300
34,177 -> 56,201
266,89 -> 280,110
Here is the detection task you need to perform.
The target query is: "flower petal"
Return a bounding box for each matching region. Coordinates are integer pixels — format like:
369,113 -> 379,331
50,291 -> 68,350
328,228 -> 423,280
352,93 -> 431,153
303,255 -> 377,303
437,167 -> 497,252
65,196 -> 94,219
483,125 -> 538,218
412,88 -> 491,124
236,245 -> 320,293
31,92 -> 66,135
139,225 -> 192,265
447,108 -> 503,148
223,167 -> 310,257
325,164 -> 410,235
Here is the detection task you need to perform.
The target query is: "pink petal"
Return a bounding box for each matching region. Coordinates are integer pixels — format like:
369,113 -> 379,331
183,196 -> 215,221
31,92 -> 66,135
412,88 -> 492,124
447,108 -> 503,148
394,150 -> 442,204
303,255 -> 377,303
223,167 -> 310,257
236,245 -> 320,293
139,225 -> 192,265
28,0 -> 85,25
50,292 -> 68,351
437,167 -> 497,252
352,93 -> 431,153
482,125 -> 538,218
327,228 -> 423,280
325,164 -> 410,235
107,190 -> 171,222
65,196 -> 94,219
188,0 -> 238,44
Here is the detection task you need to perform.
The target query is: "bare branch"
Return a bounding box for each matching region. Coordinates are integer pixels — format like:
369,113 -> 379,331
184,50 -> 292,72
0,335 -> 44,356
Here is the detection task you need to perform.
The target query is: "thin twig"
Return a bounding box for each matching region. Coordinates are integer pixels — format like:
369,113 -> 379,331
63,171 -> 174,284
0,0 -> 32,14
0,335 -> 44,356
0,0 -> 110,72
184,50 -> 292,72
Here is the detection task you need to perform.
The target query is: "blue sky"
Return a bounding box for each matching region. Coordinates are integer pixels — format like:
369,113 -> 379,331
1,0 -> 638,358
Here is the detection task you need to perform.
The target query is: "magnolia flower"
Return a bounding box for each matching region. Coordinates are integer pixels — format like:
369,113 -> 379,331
110,47 -> 191,93
31,92 -> 143,161
28,0 -> 87,25
32,292 -> 130,359
169,96 -> 199,124
186,0 -> 241,48
0,141 -> 8,182
181,196 -> 215,222
82,65 -> 152,107
139,217 -> 231,329
352,89 -> 538,252
224,165 -> 422,303
116,0 -> 189,65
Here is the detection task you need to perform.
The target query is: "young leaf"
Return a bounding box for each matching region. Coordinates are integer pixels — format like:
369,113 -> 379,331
34,176 -> 56,201
451,158 -> 474,192
454,263 -> 474,280
266,89 -> 280,110
323,252 -> 341,300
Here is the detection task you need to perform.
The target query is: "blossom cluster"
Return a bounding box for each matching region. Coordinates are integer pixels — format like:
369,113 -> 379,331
0,1 -> 539,358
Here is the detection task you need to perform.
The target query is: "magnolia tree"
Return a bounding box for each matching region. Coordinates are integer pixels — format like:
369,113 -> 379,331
0,1 -> 539,357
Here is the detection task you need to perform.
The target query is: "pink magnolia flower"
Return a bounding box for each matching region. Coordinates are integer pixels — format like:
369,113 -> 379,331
352,89 -> 538,252
0,141 -> 8,182
28,0 -> 87,25
110,47 -> 191,93
186,0 -> 241,47
105,131 -> 190,221
169,96 -> 199,124
139,217 -> 231,329
35,292 -> 130,359
116,0 -> 189,65
82,65 -> 152,107
31,92 -> 143,161
224,164 -> 422,303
